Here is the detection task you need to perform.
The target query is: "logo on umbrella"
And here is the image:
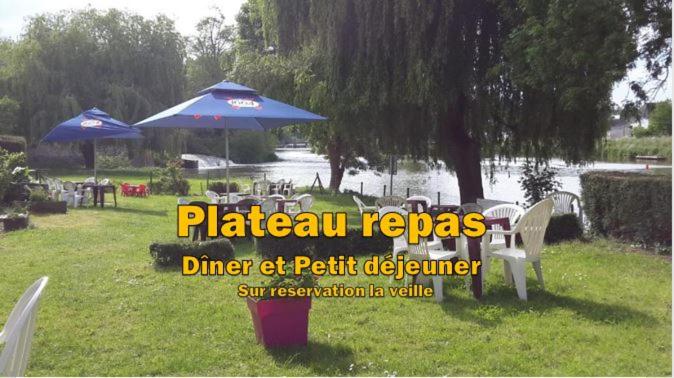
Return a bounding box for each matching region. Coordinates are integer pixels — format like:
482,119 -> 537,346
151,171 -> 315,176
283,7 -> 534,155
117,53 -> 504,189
80,119 -> 103,128
226,97 -> 262,110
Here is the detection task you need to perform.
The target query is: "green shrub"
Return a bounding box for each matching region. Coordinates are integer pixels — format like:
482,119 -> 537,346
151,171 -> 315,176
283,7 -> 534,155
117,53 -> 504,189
149,159 -> 190,195
0,135 -> 26,153
28,187 -> 50,202
581,171 -> 671,247
255,226 -> 390,259
149,238 -> 234,267
518,161 -> 561,205
208,181 -> 240,193
0,148 -> 28,203
545,214 -> 583,244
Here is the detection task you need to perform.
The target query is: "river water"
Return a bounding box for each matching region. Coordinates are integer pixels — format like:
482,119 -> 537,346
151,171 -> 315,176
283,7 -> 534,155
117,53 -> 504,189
196,149 -> 670,204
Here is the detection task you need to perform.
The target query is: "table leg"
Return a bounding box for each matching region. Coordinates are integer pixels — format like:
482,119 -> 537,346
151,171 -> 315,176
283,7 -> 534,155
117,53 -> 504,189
467,236 -> 483,299
112,186 -> 117,207
93,187 -> 99,207
100,189 -> 105,208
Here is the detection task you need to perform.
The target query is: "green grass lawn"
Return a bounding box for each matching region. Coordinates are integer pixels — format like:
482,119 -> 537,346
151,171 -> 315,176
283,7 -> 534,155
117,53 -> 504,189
0,171 -> 671,376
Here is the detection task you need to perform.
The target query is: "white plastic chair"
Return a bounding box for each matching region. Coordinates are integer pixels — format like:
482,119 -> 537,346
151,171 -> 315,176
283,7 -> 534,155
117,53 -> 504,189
482,204 -> 526,252
297,194 -> 314,212
99,178 -> 110,185
547,191 -> 583,224
83,177 -> 96,184
378,206 -> 446,284
282,180 -> 294,196
408,238 -> 459,302
205,190 -> 223,204
268,194 -> 285,201
177,198 -> 189,205
405,195 -> 432,212
61,181 -> 83,207
0,277 -> 49,377
483,198 -> 554,300
375,195 -> 406,208
353,196 -> 377,215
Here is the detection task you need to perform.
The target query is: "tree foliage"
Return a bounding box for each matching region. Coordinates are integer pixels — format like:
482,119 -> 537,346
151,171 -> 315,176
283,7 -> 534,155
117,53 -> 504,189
0,8 -> 187,162
257,0 -> 662,201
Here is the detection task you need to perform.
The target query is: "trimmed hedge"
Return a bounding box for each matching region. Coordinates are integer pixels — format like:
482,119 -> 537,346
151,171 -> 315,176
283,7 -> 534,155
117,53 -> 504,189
149,238 -> 235,267
0,135 -> 26,153
29,201 -> 67,214
255,227 -> 390,259
207,181 -> 239,193
581,171 -> 671,246
545,214 -> 582,244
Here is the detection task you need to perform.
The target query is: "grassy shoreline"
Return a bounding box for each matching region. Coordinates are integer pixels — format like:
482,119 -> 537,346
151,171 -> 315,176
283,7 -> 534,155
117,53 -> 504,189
0,171 -> 671,375
599,136 -> 672,161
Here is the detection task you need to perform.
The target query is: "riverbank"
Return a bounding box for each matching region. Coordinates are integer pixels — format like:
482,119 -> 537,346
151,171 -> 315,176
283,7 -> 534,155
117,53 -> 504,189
599,136 -> 672,161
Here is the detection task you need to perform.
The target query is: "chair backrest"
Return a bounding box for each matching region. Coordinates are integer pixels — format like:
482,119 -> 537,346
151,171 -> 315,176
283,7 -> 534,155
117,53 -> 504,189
378,206 -> 408,252
296,194 -> 314,212
260,198 -> 278,216
100,178 -> 110,185
84,177 -> 96,184
407,238 -> 430,261
513,198 -> 554,259
236,198 -> 261,212
406,195 -> 432,213
375,196 -> 406,208
62,181 -> 75,191
547,191 -> 582,222
352,196 -> 369,214
460,203 -> 483,214
483,204 -> 526,243
205,190 -> 220,202
268,194 -> 285,201
0,277 -> 49,377
177,198 -> 189,205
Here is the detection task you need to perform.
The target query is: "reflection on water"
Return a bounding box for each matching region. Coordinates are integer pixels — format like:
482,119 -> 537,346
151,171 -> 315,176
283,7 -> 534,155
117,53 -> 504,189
196,148 -> 671,204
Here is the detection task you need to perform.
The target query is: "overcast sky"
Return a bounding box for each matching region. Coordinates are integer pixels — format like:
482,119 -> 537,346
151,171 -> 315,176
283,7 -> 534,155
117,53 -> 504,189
0,0 -> 670,104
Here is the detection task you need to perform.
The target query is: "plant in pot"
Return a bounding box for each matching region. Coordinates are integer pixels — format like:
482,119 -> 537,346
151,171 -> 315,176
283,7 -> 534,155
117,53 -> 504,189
28,187 -> 67,214
246,261 -> 317,348
0,205 -> 29,232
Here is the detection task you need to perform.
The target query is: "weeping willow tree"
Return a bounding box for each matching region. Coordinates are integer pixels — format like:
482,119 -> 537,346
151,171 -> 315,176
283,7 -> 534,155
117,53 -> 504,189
0,9 -> 187,166
256,0 -> 665,202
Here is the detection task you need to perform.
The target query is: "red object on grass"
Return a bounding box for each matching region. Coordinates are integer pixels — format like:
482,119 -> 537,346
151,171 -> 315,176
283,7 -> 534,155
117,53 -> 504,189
246,297 -> 311,348
120,183 -> 133,197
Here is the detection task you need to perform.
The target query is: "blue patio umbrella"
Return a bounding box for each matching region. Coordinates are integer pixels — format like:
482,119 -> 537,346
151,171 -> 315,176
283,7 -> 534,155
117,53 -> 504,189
41,107 -> 143,181
135,81 -> 326,200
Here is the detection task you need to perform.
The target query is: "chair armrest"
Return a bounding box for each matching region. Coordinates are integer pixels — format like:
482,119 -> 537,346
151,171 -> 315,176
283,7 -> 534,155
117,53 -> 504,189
486,229 -> 517,236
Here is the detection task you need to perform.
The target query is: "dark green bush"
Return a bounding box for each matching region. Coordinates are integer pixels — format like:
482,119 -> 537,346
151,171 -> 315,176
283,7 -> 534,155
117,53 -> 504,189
208,181 -> 240,193
581,171 -> 671,246
149,238 -> 234,267
255,226 -> 390,259
149,159 -> 190,195
545,214 -> 582,244
0,135 -> 26,153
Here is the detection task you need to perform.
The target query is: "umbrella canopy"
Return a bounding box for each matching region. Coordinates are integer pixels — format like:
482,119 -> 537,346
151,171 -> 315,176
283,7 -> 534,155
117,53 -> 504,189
41,107 -> 142,143
41,107 -> 142,182
134,81 -> 326,130
135,81 -> 326,200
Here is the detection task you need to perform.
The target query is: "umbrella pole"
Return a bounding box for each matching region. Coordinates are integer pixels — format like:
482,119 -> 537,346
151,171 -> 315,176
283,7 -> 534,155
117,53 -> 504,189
225,121 -> 230,203
93,139 -> 97,183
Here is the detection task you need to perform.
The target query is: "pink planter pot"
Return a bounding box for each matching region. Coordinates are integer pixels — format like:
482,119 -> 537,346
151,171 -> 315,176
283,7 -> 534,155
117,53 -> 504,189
246,296 -> 312,348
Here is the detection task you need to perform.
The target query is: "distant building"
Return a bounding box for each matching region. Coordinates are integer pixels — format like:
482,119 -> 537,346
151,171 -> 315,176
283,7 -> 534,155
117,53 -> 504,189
607,117 -> 632,139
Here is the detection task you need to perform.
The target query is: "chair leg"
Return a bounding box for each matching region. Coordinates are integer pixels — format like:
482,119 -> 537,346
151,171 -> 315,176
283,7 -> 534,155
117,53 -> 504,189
431,276 -> 444,302
503,261 -> 514,286
532,261 -> 545,290
389,250 -> 398,284
510,261 -> 528,301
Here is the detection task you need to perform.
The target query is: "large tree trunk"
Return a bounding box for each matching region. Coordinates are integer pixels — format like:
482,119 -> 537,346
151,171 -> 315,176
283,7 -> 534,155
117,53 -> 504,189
326,137 -> 345,192
449,138 -> 484,203
440,94 -> 485,204
80,141 -> 94,169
